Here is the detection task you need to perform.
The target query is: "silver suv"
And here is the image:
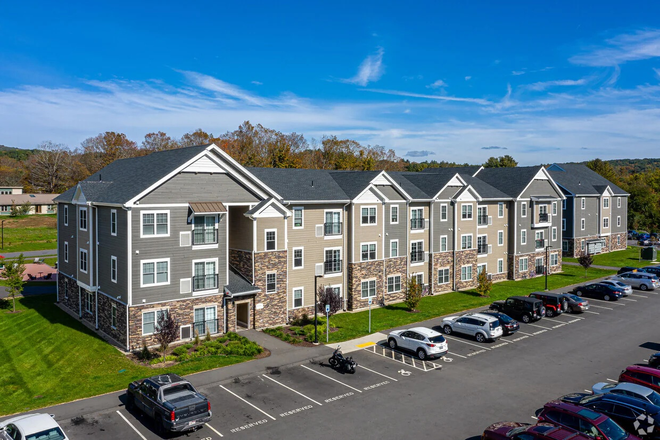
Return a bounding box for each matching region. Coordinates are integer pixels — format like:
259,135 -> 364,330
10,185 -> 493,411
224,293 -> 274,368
441,313 -> 503,342
610,272 -> 659,291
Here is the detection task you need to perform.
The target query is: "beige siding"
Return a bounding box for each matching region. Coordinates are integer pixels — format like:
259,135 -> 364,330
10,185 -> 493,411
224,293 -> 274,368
353,202 -> 383,261
408,202 -> 430,281
476,202 -> 508,275
228,206 -> 253,251
256,217 -> 286,251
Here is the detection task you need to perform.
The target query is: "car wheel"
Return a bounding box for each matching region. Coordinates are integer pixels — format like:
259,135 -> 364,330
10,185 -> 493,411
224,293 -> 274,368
125,393 -> 135,411
521,314 -> 531,323
603,294 -> 610,301
155,417 -> 166,436
417,348 -> 427,360
443,325 -> 452,335
475,333 -> 486,343
388,338 -> 397,350
546,309 -> 554,318
641,284 -> 649,291
575,290 -> 583,296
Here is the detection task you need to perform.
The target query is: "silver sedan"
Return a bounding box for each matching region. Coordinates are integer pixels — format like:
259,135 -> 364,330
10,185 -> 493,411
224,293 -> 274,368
599,279 -> 632,296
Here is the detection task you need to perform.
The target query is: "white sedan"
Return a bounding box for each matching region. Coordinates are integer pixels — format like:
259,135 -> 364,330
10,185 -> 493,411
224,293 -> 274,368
387,326 -> 448,360
0,413 -> 68,440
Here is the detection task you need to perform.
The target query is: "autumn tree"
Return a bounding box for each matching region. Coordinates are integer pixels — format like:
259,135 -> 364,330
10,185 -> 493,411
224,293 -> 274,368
25,141 -> 74,193
578,254 -> 593,277
405,276 -> 422,312
81,132 -> 138,174
142,132 -> 178,152
179,129 -> 214,148
154,312 -> 180,361
476,269 -> 492,297
586,158 -> 619,185
484,155 -> 518,168
0,157 -> 25,186
316,285 -> 342,317
4,254 -> 26,313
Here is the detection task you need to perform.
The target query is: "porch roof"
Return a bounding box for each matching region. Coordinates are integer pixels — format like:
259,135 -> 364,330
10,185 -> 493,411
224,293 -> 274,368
224,268 -> 260,297
189,201 -> 227,214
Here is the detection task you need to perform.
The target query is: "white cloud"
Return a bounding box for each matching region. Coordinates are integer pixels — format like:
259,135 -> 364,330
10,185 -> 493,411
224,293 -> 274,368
654,67 -> 660,79
465,76 -> 472,81
362,88 -> 492,105
604,65 -> 621,86
427,79 -> 448,89
341,47 -> 385,86
523,78 -> 589,91
570,29 -> 660,66
512,70 -> 526,76
251,81 -> 263,85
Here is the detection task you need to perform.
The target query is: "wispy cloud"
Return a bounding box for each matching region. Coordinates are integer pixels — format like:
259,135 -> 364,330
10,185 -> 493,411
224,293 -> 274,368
341,47 -> 385,86
481,146 -> 507,150
180,71 -> 266,106
362,88 -> 492,105
524,78 -> 589,91
427,79 -> 448,89
654,67 -> 660,79
465,76 -> 472,81
512,70 -> 526,76
570,29 -> 660,66
406,150 -> 433,157
604,65 -> 621,86
251,81 -> 263,85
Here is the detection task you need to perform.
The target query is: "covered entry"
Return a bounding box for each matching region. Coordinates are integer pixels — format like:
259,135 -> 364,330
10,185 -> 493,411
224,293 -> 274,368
223,268 -> 260,332
236,301 -> 250,329
586,239 -> 605,255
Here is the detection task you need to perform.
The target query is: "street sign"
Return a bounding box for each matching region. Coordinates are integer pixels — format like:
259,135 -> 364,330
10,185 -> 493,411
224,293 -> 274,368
368,298 -> 372,305
325,304 -> 330,313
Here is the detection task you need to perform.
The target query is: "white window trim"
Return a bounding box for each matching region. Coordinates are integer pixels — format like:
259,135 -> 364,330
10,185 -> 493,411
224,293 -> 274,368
440,235 -> 448,252
79,207 -> 88,231
519,257 -> 529,272
110,209 -> 117,236
292,247 -> 304,269
617,197 -> 621,208
552,227 -> 557,242
603,197 -> 609,209
390,239 -> 399,258
498,202 -> 504,218
141,309 -> 168,336
140,258 -> 170,288
477,263 -> 487,275
191,257 -> 219,295
411,272 -> 424,286
292,207 -> 304,229
438,267 -> 450,284
520,202 -> 527,218
603,217 -> 609,228
266,271 -> 277,293
63,205 -> 68,226
140,210 -> 170,238
497,258 -> 504,274
390,205 -> 399,225
562,218 -> 566,231
323,247 -> 342,277
460,233 -> 473,250
360,241 -> 377,261
521,229 -> 527,246
85,290 -> 93,314
360,205 -> 377,226
552,201 -> 557,216
265,228 -> 277,251
410,239 -> 424,265
387,275 -> 402,293
440,203 -> 448,221
292,287 -> 304,309
617,216 -> 621,227
550,253 -> 559,266
497,230 -> 504,246
64,241 -> 69,263
79,248 -> 88,274
581,218 -> 586,231
460,264 -> 472,281
361,279 -> 377,298
581,198 -> 586,210
111,256 -> 117,283
461,203 -> 473,220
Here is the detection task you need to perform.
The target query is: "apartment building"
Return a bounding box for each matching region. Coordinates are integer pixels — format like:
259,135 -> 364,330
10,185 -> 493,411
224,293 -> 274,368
547,163 -> 628,257
55,145 -> 588,351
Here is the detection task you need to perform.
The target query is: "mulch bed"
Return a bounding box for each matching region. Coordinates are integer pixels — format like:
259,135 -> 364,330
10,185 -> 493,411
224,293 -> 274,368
274,326 -> 338,347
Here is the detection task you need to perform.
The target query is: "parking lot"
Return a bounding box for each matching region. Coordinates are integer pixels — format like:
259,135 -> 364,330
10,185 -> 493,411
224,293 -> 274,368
47,285 -> 660,440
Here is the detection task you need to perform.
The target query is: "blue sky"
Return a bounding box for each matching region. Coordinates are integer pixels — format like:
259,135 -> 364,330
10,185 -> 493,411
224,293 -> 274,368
1,1 -> 660,165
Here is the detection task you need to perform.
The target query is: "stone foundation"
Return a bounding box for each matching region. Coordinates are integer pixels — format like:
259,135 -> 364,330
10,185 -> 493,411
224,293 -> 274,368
253,250 -> 287,329
454,249 -> 477,290
230,249 -> 253,282
98,293 -> 127,347
57,273 -> 79,315
347,260 -> 384,311
384,257 -> 407,303
432,252 -> 454,294
607,232 -> 627,252
491,272 -> 508,282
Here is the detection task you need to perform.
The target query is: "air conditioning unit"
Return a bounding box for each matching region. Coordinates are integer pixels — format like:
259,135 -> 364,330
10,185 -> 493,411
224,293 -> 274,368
180,231 -> 191,246
180,278 -> 192,294
315,225 -> 323,237
180,325 -> 192,340
487,273 -> 493,281
315,263 -> 324,276
424,251 -> 429,263
488,244 -> 493,254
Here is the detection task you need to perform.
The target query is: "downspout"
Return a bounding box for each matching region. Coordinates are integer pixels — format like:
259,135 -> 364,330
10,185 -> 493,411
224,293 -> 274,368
349,202 -> 354,311
56,205 -> 60,303
125,207 -> 132,352
342,201 -> 350,311
513,201 -> 518,278
429,200 -> 434,294
452,200 -> 457,291
284,213 -> 289,323
381,201 -> 385,304
406,200 -> 410,285
94,206 -> 99,330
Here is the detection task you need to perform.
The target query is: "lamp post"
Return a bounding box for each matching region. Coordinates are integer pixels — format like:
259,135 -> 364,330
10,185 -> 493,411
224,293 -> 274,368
314,274 -> 320,344
545,244 -> 552,291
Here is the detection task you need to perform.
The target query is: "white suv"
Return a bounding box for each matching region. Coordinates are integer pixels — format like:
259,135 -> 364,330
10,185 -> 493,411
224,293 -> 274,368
442,313 -> 503,342
387,327 -> 448,360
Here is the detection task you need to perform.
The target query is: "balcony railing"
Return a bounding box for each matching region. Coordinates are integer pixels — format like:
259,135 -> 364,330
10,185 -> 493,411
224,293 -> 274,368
410,250 -> 424,263
324,222 -> 342,236
477,243 -> 488,255
477,215 -> 488,226
193,318 -> 220,336
410,218 -> 425,230
193,229 -> 218,245
324,259 -> 342,274
193,274 -> 218,291
535,239 -> 545,249
538,213 -> 549,222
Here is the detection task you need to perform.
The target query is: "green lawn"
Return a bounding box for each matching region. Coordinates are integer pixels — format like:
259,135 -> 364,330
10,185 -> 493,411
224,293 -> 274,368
0,294 -> 262,416
1,227 -> 57,253
563,246 -> 656,268
326,264 -> 616,343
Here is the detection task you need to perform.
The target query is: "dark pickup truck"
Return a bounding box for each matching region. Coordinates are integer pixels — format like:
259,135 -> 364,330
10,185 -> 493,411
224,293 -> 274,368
126,373 -> 212,435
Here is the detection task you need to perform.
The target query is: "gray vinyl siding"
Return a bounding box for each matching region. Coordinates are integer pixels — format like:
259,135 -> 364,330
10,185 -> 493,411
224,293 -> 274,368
97,206 -> 128,297
140,173 -> 260,205
563,195 -> 575,238
131,206 -> 227,305
515,199 -> 535,254
520,179 -> 558,199
432,201 -> 455,251
58,202 -> 77,277
611,196 -> 628,233
574,197 -> 599,238
437,186 -> 462,200
76,205 -> 91,287
376,185 -> 405,201
385,201 -> 407,258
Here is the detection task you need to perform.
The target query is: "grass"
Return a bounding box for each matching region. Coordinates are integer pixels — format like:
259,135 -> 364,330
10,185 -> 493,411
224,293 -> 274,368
0,215 -> 57,253
0,294 -> 262,416
563,246 -> 656,268
325,264 -> 616,343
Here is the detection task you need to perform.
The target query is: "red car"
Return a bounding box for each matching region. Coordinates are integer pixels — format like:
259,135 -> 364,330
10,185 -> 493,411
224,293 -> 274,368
482,421 -> 593,439
619,365 -> 660,393
537,400 -> 641,440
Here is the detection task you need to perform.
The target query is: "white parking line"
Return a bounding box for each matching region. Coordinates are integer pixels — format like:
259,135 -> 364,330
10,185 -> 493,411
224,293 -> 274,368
359,365 -> 399,382
620,297 -> 637,302
606,378 -> 618,383
588,304 -> 614,310
643,291 -> 658,295
584,389 -> 592,393
552,323 -> 567,329
262,374 -> 323,406
443,335 -> 491,350
530,416 -> 538,420
219,385 -> 277,420
448,351 -> 468,359
116,410 -> 148,440
517,331 -> 535,336
527,323 -> 554,330
630,294 -> 648,298
299,365 -> 363,393
584,310 -> 600,315
206,423 -> 224,437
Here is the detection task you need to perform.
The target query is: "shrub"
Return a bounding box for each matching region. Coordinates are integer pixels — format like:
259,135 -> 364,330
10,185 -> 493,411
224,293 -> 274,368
205,328 -> 212,342
137,340 -> 152,361
172,346 -> 188,357
149,355 -> 176,365
405,276 -> 422,311
183,343 -> 194,350
476,270 -> 492,297
193,330 -> 200,346
302,323 -> 325,343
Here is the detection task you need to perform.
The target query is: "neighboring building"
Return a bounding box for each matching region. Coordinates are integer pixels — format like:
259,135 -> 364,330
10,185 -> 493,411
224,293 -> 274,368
0,192 -> 58,215
55,145 -> 570,351
0,186 -> 23,195
547,163 -> 628,257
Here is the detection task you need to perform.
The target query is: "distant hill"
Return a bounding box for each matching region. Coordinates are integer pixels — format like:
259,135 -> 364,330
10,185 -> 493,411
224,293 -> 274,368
0,144 -> 40,161
606,158 -> 660,174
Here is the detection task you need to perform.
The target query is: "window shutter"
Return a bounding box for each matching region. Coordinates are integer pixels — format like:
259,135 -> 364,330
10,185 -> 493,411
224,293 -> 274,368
488,216 -> 492,225
488,244 -> 492,254
315,225 -> 323,237
180,278 -> 192,294
180,231 -> 191,247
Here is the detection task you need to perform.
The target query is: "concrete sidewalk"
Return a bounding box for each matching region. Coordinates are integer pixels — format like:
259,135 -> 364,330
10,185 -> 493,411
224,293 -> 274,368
0,249 -> 57,258
562,261 -> 620,270
326,332 -> 388,353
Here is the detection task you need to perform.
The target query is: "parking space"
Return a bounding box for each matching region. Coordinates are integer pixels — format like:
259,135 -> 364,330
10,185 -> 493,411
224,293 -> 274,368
361,343 -> 443,371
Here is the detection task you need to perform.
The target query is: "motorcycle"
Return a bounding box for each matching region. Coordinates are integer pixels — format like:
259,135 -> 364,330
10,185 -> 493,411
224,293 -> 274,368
328,346 -> 357,374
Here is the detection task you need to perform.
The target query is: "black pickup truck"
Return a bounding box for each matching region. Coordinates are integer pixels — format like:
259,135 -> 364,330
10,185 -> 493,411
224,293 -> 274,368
126,373 -> 212,435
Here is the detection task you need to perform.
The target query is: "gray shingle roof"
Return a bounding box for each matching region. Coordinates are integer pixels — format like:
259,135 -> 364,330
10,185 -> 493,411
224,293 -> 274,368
225,267 -> 259,295
247,168 -> 351,201
328,171 -> 383,199
459,175 -> 512,200
389,169 -> 457,199
474,166 -> 544,198
547,163 -> 628,196
420,165 -> 482,176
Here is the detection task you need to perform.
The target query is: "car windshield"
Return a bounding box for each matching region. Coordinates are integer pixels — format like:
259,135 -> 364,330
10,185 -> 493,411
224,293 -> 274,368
498,314 -> 513,323
566,294 -> 582,302
596,417 -> 628,440
637,390 -> 660,406
579,394 -> 602,404
429,335 -> 446,343
26,427 -> 67,440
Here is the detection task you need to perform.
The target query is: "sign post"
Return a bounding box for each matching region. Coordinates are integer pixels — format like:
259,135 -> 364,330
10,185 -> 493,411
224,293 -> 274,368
368,297 -> 372,333
325,304 -> 330,343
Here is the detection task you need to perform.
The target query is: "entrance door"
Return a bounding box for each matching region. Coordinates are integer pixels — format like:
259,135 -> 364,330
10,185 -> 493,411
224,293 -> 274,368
236,302 -> 250,330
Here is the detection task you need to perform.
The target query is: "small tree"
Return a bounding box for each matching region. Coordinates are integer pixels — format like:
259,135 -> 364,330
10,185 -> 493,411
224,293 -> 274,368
316,285 -> 342,317
405,276 -> 422,312
154,312 -> 180,362
4,254 -> 26,312
578,254 -> 593,277
476,270 -> 492,297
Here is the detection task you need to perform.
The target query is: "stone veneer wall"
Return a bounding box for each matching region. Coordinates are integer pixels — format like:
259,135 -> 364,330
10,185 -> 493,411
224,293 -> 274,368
510,251 -> 547,280
491,272 -> 508,282
57,273 -> 80,315
225,300 -> 237,333
384,257 -> 407,303
81,289 -> 96,326
97,293 -> 127,347
230,249 -> 253,282
347,260 -> 384,311
432,252 -> 454,294
569,235 -> 601,258
606,232 -> 627,252
454,249 -> 477,290
253,250 -> 287,329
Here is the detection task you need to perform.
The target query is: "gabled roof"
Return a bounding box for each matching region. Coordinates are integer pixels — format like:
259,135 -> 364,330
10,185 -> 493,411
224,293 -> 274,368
247,168 -> 350,202
458,174 -> 512,200
420,165 -> 482,176
225,267 -> 259,296
387,172 -> 440,199
328,170 -> 383,199
473,166 -> 545,198
547,163 -> 628,196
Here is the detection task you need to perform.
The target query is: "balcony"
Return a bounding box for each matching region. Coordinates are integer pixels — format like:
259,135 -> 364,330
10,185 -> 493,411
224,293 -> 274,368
477,215 -> 489,226
193,274 -> 218,291
477,243 -> 488,255
193,318 -> 220,335
538,213 -> 549,222
410,218 -> 425,230
324,222 -> 342,236
532,212 -> 552,228
410,250 -> 424,263
535,239 -> 545,249
324,259 -> 342,274
193,229 -> 218,245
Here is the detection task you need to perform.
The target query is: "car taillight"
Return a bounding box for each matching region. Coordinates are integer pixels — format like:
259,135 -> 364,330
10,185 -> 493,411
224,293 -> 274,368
207,401 -> 211,412
426,343 -> 435,347
170,410 -> 175,422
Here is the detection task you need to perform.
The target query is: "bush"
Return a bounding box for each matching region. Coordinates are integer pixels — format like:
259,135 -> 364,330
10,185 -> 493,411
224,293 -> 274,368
172,346 -> 188,357
149,355 -> 177,365
137,340 -> 152,361
302,323 -> 325,343
183,343 -> 194,350
405,276 -> 422,311
476,270 -> 492,298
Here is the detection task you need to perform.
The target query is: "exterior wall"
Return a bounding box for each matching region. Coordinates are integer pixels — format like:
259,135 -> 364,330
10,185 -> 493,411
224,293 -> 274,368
510,250 -> 553,280
476,201 -> 508,278
562,195 -> 574,238
97,206 -> 128,298
352,201 -> 384,261
229,250 -> 253,282
454,249 -> 477,290
432,200 -> 455,252
81,289 -> 96,326
253,251 -> 287,328
58,202 -> 78,278
574,196 -> 600,238
347,260 -> 384,310
408,202 -> 430,285
611,196 -> 628,234
58,272 -> 80,315
98,293 -> 127,347
256,217 -> 286,252
432,251 -> 453,294
76,205 -> 92,288
228,206 -> 253,251
607,232 -> 627,252
140,173 -> 260,205
384,256 -> 407,303
384,201 -> 407,258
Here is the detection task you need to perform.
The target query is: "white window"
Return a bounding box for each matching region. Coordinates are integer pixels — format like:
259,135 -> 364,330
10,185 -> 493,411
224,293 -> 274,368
477,263 -> 487,275
497,259 -> 504,274
79,207 -> 87,231
617,236 -> 621,245
387,275 -> 401,293
390,205 -> 398,224
581,239 -> 585,251
361,242 -> 377,261
411,208 -> 424,229
390,240 -> 398,258
461,204 -> 473,220
521,229 -> 527,245
193,215 -> 217,245
461,265 -> 472,281
562,218 -> 566,231
85,290 -> 93,314
477,235 -> 488,254
111,303 -> 117,328
581,218 -> 586,230
552,202 -> 557,216
266,272 -> 277,293
361,280 -> 376,298
293,207 -> 303,229
603,197 -> 609,208
440,204 -> 448,221
193,260 -> 217,292
142,310 -> 167,335
79,249 -> 88,273
498,202 -> 504,218
581,198 -> 586,210
413,273 -> 423,286
563,241 -> 568,252
603,217 -> 609,228
194,306 -> 217,335
562,199 -> 566,210
324,248 -> 342,273
63,205 -> 68,226
64,241 -> 69,263
265,229 -> 277,251
293,247 -> 303,269
411,240 -> 424,263
293,288 -> 303,308
521,202 -> 527,217
110,209 -> 117,236
497,230 -> 504,246
111,256 -> 117,283
461,234 -> 473,250
438,268 -> 450,284
550,253 -> 559,266
325,210 -> 341,235
440,235 -> 448,252
361,206 -> 377,225
141,211 -> 169,237
141,259 -> 169,287
552,227 -> 557,242
519,257 -> 529,272
617,197 -> 621,208
617,216 -> 621,227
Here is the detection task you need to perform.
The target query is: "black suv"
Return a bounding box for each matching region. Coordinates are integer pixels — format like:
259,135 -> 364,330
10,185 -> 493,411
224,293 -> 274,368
528,292 -> 567,318
489,296 -> 544,323
643,266 -> 660,277
619,266 -> 639,275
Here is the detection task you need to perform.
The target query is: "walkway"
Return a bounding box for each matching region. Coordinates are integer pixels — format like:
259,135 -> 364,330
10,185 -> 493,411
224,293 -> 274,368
563,261 -> 620,270
0,249 -> 57,259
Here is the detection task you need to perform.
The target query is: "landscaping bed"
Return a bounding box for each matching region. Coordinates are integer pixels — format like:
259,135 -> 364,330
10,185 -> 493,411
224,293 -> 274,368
263,314 -> 334,346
